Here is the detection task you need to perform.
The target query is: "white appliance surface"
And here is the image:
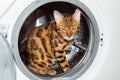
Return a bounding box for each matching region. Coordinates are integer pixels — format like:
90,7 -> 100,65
92,0 -> 120,80
0,0 -> 120,80
0,0 -> 15,19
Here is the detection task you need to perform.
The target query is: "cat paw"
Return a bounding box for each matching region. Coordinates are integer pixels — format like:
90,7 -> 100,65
47,69 -> 56,75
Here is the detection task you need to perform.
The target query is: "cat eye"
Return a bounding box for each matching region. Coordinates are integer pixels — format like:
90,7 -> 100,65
72,27 -> 76,31
33,48 -> 38,51
61,28 -> 66,31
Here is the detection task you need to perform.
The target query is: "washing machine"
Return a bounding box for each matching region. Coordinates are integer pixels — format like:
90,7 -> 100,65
0,0 -> 120,80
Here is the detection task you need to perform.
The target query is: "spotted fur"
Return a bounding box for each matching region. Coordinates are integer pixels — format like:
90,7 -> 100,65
25,9 -> 81,75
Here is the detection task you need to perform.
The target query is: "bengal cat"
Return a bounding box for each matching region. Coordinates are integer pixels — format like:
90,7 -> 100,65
25,9 -> 81,75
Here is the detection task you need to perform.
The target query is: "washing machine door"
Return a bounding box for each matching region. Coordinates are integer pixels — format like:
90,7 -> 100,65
0,33 -> 16,80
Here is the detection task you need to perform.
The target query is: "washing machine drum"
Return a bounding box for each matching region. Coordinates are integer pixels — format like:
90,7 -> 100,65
19,2 -> 89,74
12,1 -> 99,80
0,33 -> 16,80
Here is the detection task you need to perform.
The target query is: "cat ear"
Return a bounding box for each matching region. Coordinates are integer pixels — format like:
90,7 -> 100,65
54,10 -> 63,24
73,9 -> 81,22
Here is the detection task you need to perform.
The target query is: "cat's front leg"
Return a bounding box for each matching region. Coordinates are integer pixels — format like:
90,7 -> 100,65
55,51 -> 70,72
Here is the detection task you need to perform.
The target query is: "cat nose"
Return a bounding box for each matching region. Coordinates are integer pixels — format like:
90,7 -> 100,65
67,33 -> 71,38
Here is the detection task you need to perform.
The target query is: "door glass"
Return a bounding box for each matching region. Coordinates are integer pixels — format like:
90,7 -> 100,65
0,33 -> 16,80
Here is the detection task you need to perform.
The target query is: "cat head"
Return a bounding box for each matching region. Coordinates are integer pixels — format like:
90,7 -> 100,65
54,9 -> 81,41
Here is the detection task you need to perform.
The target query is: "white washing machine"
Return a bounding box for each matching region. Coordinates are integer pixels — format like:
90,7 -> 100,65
0,0 -> 120,80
